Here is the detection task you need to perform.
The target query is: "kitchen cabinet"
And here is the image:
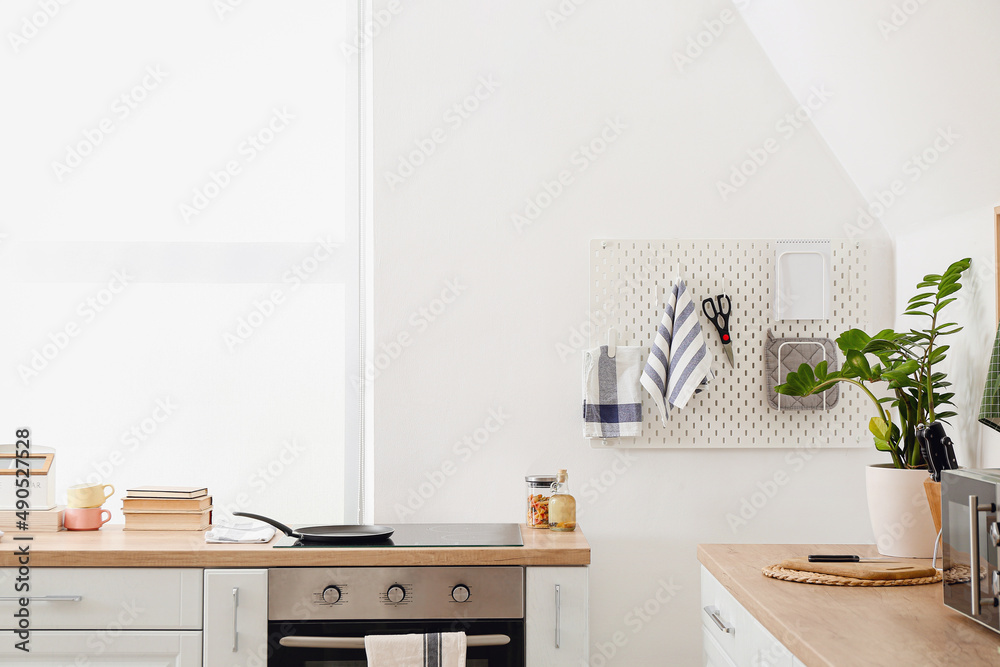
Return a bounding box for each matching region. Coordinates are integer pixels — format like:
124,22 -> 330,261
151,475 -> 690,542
701,566 -> 802,667
0,567 -> 202,630
203,569 -> 267,667
0,567 -> 202,665
526,566 -> 589,667
0,631 -> 202,665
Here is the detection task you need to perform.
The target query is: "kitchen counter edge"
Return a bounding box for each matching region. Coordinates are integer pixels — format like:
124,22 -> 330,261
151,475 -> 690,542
698,543 -> 1000,667
0,525 -> 591,567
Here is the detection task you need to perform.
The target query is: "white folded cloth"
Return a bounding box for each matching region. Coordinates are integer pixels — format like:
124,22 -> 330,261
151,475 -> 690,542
205,516 -> 277,544
364,632 -> 467,667
582,344 -> 644,438
641,278 -> 714,425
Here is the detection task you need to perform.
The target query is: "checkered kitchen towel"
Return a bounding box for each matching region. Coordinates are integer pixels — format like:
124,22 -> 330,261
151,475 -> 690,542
641,279 -> 714,426
364,632 -> 467,667
979,321 -> 1000,432
582,344 -> 644,438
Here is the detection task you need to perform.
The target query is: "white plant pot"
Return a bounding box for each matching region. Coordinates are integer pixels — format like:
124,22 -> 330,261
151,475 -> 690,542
865,464 -> 938,558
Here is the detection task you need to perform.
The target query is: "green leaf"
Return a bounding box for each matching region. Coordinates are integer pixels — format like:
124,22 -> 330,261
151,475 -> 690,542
933,297 -> 958,313
844,350 -> 873,379
863,339 -> 901,355
908,292 -> 936,302
923,274 -> 943,282
870,416 -> 891,441
929,345 -> 950,362
937,282 -> 962,298
916,281 -> 937,288
936,411 -> 958,420
905,301 -> 933,309
775,363 -> 820,396
882,359 -> 920,382
836,329 -> 872,353
873,438 -> 895,452
814,360 -> 829,381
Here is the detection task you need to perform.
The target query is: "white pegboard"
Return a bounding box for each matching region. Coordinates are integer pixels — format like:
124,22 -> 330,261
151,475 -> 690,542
589,239 -> 873,448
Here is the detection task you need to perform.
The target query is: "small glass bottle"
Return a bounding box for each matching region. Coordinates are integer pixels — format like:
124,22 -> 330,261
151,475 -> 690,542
548,469 -> 577,532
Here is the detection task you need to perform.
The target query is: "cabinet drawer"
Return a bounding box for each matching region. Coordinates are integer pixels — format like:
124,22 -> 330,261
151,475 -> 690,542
702,626 -> 738,667
0,630 -> 202,665
700,566 -> 741,661
0,568 -> 202,630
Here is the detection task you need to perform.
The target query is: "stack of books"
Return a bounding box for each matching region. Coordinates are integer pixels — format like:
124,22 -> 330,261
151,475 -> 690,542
0,506 -> 64,532
122,486 -> 212,531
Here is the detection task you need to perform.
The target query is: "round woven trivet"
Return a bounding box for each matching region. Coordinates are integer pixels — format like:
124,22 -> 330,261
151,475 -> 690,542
762,564 -> 947,586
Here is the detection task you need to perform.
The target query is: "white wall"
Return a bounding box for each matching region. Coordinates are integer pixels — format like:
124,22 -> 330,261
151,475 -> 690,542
371,2 -> 893,663
736,1 -> 1000,470
894,209 -> 1000,469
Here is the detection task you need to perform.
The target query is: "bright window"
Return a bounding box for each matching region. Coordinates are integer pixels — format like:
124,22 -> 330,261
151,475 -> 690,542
1,1 -> 363,524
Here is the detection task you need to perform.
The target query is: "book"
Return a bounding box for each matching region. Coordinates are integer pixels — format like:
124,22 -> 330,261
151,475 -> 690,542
0,506 -> 64,532
122,496 -> 212,511
123,507 -> 212,531
125,486 -> 208,499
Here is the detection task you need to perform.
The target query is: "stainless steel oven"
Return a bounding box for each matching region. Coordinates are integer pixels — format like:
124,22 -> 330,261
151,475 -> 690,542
266,566 -> 525,666
942,469 -> 1000,633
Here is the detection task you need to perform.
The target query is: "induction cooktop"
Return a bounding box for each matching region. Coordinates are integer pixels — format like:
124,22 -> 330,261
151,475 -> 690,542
272,522 -> 524,548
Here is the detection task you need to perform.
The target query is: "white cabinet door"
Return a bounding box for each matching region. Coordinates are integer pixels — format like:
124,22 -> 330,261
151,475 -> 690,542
0,568 -> 202,630
0,631 -> 201,665
702,627 -> 738,667
203,569 -> 267,667
526,567 -> 588,667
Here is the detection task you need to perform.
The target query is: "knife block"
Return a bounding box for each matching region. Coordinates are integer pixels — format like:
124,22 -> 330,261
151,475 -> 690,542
923,477 -> 942,535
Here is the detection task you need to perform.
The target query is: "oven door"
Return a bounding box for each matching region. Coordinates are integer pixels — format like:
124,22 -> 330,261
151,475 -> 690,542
267,619 -> 525,667
942,472 -> 1000,632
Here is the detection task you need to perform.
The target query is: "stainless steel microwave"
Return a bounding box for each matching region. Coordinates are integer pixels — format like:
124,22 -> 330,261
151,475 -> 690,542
942,469 -> 1000,632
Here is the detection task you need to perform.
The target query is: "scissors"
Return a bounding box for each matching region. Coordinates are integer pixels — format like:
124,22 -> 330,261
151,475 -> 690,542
702,294 -> 735,368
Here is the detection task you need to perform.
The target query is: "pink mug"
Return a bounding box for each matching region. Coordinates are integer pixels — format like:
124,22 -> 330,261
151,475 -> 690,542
64,507 -> 112,531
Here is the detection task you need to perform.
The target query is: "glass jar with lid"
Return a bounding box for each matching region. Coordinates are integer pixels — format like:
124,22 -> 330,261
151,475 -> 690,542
525,474 -> 556,528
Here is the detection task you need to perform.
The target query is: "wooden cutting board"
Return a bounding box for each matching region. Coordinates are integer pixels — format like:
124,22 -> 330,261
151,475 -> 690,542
779,558 -> 937,580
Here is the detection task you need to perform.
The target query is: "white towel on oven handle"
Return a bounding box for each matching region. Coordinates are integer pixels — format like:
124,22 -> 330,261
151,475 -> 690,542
364,632 -> 467,667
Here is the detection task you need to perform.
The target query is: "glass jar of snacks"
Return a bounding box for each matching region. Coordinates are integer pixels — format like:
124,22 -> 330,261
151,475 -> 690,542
525,475 -> 556,528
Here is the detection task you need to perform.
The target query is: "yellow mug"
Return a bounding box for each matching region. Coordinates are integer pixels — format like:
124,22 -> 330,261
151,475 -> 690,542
67,483 -> 115,508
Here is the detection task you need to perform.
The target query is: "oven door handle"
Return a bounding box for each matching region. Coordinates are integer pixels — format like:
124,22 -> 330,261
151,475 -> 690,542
279,634 -> 511,649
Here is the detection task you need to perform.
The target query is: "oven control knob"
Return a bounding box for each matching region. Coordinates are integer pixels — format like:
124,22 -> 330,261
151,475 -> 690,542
990,522 -> 1000,547
451,585 -> 471,603
322,586 -> 341,604
387,585 -> 405,604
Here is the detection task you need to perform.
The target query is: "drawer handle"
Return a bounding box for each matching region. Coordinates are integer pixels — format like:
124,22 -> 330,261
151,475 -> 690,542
703,605 -> 734,635
232,587 -> 240,653
555,583 -> 561,649
0,595 -> 82,602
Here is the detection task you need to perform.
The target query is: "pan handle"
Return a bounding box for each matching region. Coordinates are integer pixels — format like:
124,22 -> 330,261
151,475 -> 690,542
233,512 -> 298,538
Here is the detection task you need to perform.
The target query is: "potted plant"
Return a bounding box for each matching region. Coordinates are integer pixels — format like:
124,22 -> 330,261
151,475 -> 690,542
775,258 -> 971,557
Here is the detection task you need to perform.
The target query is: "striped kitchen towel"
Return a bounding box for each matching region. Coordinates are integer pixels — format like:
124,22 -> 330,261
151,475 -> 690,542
582,344 -> 644,438
364,632 -> 467,667
641,279 -> 714,426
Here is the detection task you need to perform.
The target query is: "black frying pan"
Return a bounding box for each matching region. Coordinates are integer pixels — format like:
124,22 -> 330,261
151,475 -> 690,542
234,512 -> 394,544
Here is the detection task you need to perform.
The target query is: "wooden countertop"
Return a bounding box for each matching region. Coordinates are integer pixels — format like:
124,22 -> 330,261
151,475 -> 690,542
0,524 -> 589,568
698,544 -> 1000,667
